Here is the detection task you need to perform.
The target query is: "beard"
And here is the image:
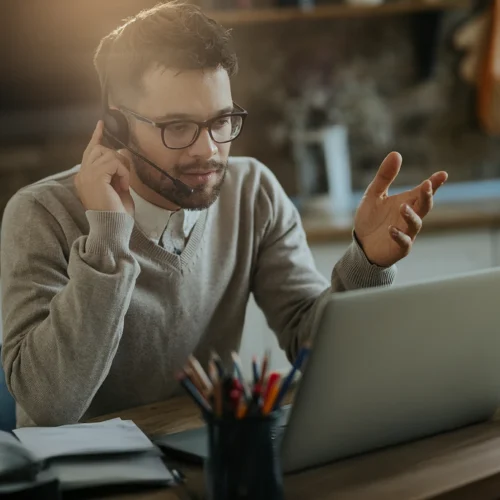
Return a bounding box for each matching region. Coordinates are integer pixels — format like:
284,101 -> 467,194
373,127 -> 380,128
129,138 -> 228,210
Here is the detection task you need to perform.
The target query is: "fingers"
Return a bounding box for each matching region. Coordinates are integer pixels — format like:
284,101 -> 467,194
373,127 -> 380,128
400,203 -> 422,239
116,149 -> 133,170
414,179 -> 433,217
93,150 -> 129,169
114,162 -> 131,192
429,171 -> 448,194
84,148 -> 131,193
87,145 -> 110,166
95,155 -> 130,186
389,226 -> 412,256
365,152 -> 403,198
83,121 -> 104,163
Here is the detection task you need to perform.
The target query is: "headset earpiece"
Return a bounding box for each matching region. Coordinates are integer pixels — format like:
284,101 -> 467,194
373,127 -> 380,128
102,108 -> 130,150
99,72 -> 193,195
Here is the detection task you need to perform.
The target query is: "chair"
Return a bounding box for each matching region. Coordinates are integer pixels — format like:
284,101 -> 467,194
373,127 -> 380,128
0,346 -> 16,432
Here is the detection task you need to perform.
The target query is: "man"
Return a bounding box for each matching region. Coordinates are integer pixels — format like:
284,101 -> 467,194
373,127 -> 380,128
1,2 -> 447,427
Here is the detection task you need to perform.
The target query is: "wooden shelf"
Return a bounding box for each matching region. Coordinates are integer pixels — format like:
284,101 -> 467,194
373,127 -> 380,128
208,0 -> 471,25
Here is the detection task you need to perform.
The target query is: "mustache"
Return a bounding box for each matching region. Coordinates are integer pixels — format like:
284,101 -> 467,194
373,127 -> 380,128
177,160 -> 226,175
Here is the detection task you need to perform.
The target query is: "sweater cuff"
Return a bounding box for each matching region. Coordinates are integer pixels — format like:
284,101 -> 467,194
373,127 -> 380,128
333,231 -> 397,289
85,211 -> 135,256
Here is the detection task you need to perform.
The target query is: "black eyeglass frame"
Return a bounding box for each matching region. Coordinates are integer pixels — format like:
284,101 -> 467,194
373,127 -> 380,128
118,102 -> 248,150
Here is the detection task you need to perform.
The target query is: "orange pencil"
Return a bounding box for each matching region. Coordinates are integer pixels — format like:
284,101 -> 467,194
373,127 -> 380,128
236,396 -> 248,419
263,380 -> 281,415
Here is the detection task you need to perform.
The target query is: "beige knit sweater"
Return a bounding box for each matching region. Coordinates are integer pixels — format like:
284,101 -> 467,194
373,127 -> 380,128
1,157 -> 396,427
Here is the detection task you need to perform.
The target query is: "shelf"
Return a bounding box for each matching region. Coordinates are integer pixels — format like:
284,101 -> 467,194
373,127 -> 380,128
207,0 -> 471,25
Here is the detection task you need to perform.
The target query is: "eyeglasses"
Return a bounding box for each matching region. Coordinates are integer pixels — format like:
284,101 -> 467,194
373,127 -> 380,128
119,102 -> 248,150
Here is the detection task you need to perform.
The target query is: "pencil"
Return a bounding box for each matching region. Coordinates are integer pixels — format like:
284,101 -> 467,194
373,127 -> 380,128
214,380 -> 223,417
258,350 -> 270,387
263,372 -> 280,402
231,352 -> 251,401
184,367 -> 205,397
263,381 -> 281,415
188,355 -> 213,395
178,373 -> 212,414
252,356 -> 259,385
210,350 -> 225,379
208,361 -> 222,417
236,396 -> 247,419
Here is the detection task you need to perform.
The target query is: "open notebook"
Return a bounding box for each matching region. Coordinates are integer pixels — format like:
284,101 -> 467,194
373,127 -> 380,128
3,418 -> 175,492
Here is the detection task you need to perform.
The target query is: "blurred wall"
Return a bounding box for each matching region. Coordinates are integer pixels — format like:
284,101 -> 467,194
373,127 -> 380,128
1,1 -> 499,218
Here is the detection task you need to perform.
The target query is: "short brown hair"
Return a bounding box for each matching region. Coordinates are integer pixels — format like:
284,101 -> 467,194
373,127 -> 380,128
94,1 -> 238,104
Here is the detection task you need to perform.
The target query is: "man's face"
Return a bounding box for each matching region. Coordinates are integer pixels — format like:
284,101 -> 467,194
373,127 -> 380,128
127,67 -> 233,210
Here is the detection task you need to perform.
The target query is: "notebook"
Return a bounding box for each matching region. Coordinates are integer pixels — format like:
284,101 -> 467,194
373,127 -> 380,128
10,418 -> 175,491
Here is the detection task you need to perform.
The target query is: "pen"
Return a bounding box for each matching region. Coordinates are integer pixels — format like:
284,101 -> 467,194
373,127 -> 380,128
273,344 -> 311,410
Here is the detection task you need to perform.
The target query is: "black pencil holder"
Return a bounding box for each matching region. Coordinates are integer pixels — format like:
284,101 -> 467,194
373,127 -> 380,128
204,411 -> 285,500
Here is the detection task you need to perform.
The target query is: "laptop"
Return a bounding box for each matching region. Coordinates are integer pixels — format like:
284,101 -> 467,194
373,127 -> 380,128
155,268 -> 500,473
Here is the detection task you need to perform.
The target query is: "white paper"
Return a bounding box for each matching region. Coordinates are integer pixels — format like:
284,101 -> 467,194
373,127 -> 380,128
14,419 -> 155,461
50,454 -> 173,490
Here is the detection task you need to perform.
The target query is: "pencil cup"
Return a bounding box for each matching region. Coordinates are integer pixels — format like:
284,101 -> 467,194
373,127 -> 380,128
204,411 -> 285,500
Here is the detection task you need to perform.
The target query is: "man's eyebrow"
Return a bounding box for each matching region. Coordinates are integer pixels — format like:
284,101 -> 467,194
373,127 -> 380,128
153,106 -> 235,121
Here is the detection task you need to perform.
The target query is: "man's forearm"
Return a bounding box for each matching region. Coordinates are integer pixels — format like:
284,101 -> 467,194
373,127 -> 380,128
2,211 -> 140,426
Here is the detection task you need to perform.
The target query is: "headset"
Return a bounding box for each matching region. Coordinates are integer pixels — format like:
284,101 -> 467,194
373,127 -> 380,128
100,77 -> 194,196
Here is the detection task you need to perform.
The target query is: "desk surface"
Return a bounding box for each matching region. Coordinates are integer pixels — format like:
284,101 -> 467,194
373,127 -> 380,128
90,398 -> 500,500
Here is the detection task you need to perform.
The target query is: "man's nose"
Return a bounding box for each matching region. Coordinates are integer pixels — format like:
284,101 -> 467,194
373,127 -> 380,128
188,128 -> 218,160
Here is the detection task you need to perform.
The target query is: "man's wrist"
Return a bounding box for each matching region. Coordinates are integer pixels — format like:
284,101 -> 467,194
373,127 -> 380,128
85,211 -> 135,256
352,230 -> 386,268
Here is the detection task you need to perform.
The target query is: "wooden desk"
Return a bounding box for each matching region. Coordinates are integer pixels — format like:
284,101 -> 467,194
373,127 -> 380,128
90,398 -> 500,500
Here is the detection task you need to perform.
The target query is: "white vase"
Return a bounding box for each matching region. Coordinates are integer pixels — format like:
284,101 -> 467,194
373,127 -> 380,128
322,124 -> 353,221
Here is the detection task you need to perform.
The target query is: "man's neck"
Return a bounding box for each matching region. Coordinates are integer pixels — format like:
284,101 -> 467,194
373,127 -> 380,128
129,170 -> 180,211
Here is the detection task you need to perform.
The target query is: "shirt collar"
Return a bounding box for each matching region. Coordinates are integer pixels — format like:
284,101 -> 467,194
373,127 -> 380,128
129,187 -> 199,242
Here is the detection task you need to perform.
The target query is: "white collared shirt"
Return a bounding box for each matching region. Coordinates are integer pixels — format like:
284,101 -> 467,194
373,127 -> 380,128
129,188 -> 199,255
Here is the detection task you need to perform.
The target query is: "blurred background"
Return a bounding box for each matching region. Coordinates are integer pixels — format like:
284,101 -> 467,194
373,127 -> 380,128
1,0 -> 498,215
1,0 -> 500,369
